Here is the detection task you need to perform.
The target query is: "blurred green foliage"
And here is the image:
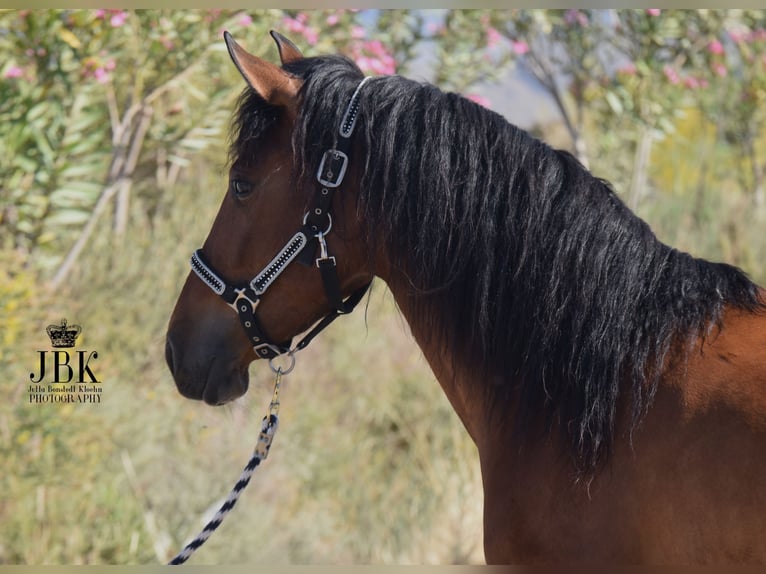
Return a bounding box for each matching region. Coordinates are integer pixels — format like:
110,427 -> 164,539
3,8 -> 766,565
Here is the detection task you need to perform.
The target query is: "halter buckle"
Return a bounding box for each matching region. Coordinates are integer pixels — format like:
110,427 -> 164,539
316,149 -> 348,188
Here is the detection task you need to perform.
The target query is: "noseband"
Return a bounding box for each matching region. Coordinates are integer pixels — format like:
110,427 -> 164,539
190,77 -> 372,361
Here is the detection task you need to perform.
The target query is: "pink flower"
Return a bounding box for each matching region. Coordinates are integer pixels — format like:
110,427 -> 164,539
351,40 -> 396,75
728,29 -> 745,44
466,93 -> 491,108
326,14 -> 339,26
486,27 -> 502,49
646,9 -> 661,16
110,10 -> 127,27
369,57 -> 394,75
365,40 -> 387,57
351,26 -> 365,39
93,67 -> 110,83
663,64 -> 680,85
81,56 -> 113,84
564,10 -> 588,26
94,9 -> 105,18
355,54 -> 395,75
283,17 -> 305,34
282,16 -> 318,46
707,39 -> 724,55
302,26 -> 319,46
238,14 -> 252,27
712,62 -> 727,77
203,9 -> 221,23
512,40 -> 529,55
617,62 -> 637,76
4,65 -> 23,79
683,76 -> 700,89
356,56 -> 372,72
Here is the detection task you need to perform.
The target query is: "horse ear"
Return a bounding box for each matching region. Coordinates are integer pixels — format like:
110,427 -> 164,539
270,30 -> 303,64
223,31 -> 299,109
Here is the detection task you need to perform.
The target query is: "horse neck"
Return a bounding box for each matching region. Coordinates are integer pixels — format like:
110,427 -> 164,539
380,270 -> 509,451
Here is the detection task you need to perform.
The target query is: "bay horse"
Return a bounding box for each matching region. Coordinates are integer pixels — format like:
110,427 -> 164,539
165,31 -> 766,564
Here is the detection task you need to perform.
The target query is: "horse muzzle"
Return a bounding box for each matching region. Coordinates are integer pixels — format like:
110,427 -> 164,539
165,321 -> 251,406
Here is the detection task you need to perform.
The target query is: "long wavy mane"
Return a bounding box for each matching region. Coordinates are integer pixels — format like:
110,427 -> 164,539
232,54 -> 765,473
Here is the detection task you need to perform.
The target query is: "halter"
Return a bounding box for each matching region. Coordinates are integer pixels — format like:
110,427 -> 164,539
191,77 -> 372,361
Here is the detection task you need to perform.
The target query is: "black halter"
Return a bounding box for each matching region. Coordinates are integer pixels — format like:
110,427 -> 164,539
191,77 -> 372,360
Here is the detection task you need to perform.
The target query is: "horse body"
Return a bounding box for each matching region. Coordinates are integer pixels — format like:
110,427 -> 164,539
166,31 -> 766,564
392,255 -> 766,563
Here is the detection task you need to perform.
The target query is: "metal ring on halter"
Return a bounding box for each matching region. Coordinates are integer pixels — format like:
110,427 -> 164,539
303,212 -> 333,236
268,350 -> 296,375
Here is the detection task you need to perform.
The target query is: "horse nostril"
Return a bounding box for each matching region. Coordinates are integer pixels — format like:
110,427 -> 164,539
165,337 -> 176,376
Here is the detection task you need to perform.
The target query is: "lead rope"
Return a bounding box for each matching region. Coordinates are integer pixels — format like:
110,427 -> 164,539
167,357 -> 290,565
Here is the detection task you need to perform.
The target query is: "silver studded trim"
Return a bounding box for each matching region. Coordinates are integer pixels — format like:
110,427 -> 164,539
339,76 -> 370,138
251,232 -> 308,295
191,250 -> 225,295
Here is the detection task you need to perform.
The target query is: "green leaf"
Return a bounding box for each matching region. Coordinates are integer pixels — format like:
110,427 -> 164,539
46,209 -> 90,225
179,138 -> 209,151
605,91 -> 624,115
49,187 -> 100,207
168,154 -> 190,167
25,102 -> 51,124
28,127 -> 55,168
60,163 -> 105,180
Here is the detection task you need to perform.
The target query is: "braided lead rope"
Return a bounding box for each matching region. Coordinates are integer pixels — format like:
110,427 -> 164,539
168,369 -> 284,565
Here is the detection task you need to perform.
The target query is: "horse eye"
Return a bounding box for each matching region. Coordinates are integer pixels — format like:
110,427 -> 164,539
230,179 -> 253,199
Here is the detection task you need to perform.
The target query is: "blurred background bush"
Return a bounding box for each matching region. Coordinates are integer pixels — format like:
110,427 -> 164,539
2,9 -> 766,564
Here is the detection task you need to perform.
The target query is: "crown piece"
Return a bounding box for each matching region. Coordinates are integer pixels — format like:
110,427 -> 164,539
46,318 -> 81,348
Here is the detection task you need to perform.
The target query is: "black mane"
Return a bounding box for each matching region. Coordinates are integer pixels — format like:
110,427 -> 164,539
232,54 -> 765,472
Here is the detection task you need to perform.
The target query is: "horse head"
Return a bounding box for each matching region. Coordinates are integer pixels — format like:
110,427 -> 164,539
166,31 -> 373,405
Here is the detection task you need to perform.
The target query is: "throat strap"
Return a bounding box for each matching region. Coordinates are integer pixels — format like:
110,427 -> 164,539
292,281 -> 370,352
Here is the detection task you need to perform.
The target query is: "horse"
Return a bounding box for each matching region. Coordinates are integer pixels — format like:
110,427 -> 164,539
165,30 -> 766,564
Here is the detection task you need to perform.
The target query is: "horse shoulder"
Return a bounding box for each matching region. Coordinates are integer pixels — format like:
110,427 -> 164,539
673,305 -> 766,431
481,305 -> 766,564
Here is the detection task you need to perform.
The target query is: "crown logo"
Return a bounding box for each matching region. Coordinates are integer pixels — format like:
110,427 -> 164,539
46,318 -> 81,348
